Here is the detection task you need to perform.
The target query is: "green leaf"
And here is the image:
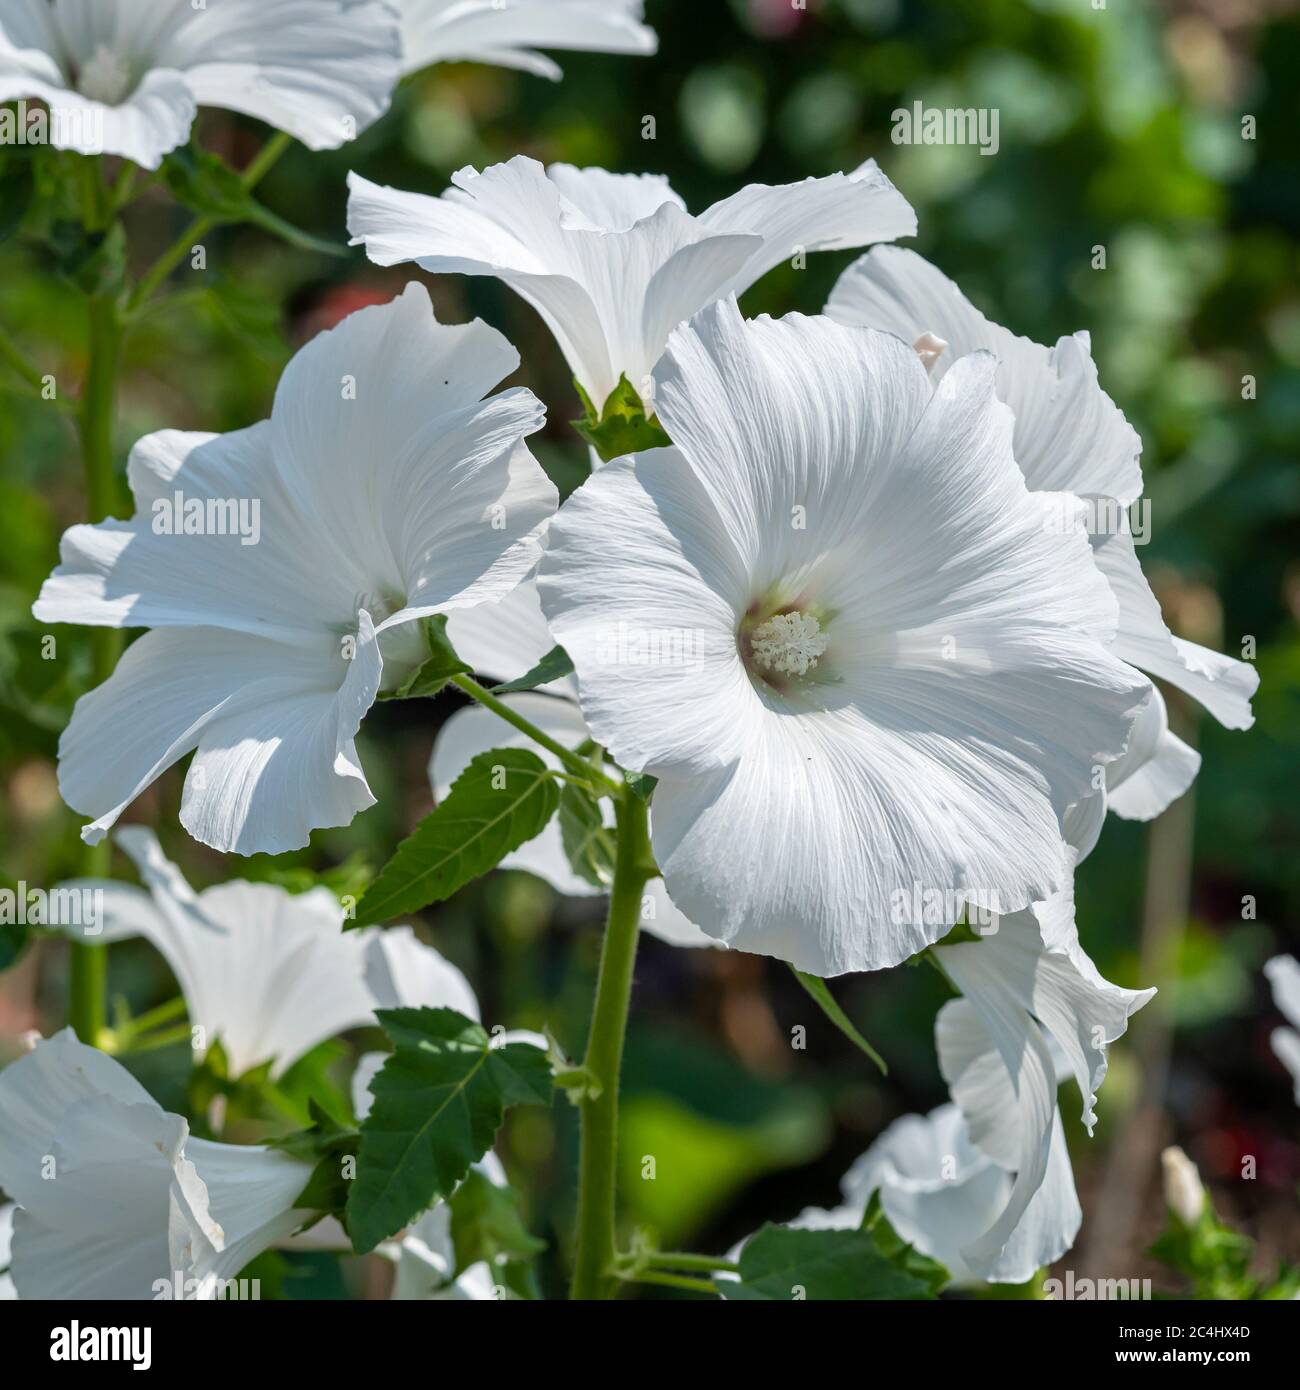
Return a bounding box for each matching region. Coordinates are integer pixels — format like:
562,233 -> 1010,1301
354,748 -> 559,925
379,615 -> 469,701
557,782 -> 616,888
346,1007 -> 552,1254
490,644 -> 574,694
161,147 -> 343,256
271,1100 -> 361,1221
449,1167 -> 546,1269
791,967 -> 888,1076
861,1192 -> 948,1294
719,1224 -> 936,1300
572,374 -> 672,463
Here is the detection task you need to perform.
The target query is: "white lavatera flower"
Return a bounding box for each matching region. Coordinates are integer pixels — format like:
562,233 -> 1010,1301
437,582 -> 715,948
0,1030 -> 313,1300
931,869 -> 1154,1279
397,0 -> 656,80
59,827 -> 478,1079
1264,955 -> 1300,1105
346,154 -> 917,411
34,284 -> 557,855
0,0 -> 402,170
827,247 -> 1258,742
839,1102 -> 1075,1286
536,297 -> 1153,974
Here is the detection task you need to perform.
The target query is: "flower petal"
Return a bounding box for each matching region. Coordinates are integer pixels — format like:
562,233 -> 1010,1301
826,246 -> 1143,504
54,621 -> 379,854
158,0 -> 401,148
699,160 -> 917,300
398,0 -> 657,79
1090,527 -> 1258,729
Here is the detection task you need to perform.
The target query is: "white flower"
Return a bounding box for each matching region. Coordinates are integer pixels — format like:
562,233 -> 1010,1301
535,298 -> 1152,974
34,284 -> 556,855
1264,955 -> 1300,1105
437,582 -> 716,948
1161,1145 -> 1207,1225
59,827 -> 478,1079
840,1103 -> 1076,1286
0,0 -> 401,170
0,1030 -> 312,1299
397,0 -> 655,80
346,155 -> 916,410
931,872 -> 1154,1279
827,247 -> 1258,736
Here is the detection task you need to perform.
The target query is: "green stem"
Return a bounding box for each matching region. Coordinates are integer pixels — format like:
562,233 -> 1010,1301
570,791 -> 652,1299
640,1251 -> 741,1275
68,290 -> 123,1045
451,673 -> 620,795
616,1270 -> 719,1297
125,131 -> 292,316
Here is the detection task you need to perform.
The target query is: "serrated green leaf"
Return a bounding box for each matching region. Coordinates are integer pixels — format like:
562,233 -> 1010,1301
792,967 -> 888,1076
572,374 -> 672,462
449,1167 -> 546,1269
355,748 -> 559,925
346,1007 -> 552,1253
379,615 -> 469,701
557,782 -> 615,888
719,1224 -> 935,1300
490,644 -> 574,694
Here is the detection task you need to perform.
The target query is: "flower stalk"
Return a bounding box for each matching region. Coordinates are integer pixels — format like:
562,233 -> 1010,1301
68,286 -> 123,1045
569,789 -> 653,1299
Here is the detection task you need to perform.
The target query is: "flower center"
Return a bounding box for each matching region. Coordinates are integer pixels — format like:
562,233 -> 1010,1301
76,46 -> 133,105
748,611 -> 828,677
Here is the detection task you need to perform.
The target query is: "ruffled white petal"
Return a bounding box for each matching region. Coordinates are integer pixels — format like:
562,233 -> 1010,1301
933,882 -> 1153,1275
398,0 -> 656,79
699,161 -> 917,301
348,158 -> 913,406
0,1032 -> 310,1300
1104,684 -> 1200,822
826,246 -> 1142,503
157,0 -> 401,150
1090,527 -> 1258,730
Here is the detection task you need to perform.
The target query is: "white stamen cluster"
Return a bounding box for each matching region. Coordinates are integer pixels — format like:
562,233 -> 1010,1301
749,611 -> 828,677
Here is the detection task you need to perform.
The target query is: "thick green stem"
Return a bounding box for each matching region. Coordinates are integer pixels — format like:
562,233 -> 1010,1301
570,791 -> 652,1299
68,291 -> 122,1045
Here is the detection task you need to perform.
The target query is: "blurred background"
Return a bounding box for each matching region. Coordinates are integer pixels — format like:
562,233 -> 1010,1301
1,0 -> 1297,1297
